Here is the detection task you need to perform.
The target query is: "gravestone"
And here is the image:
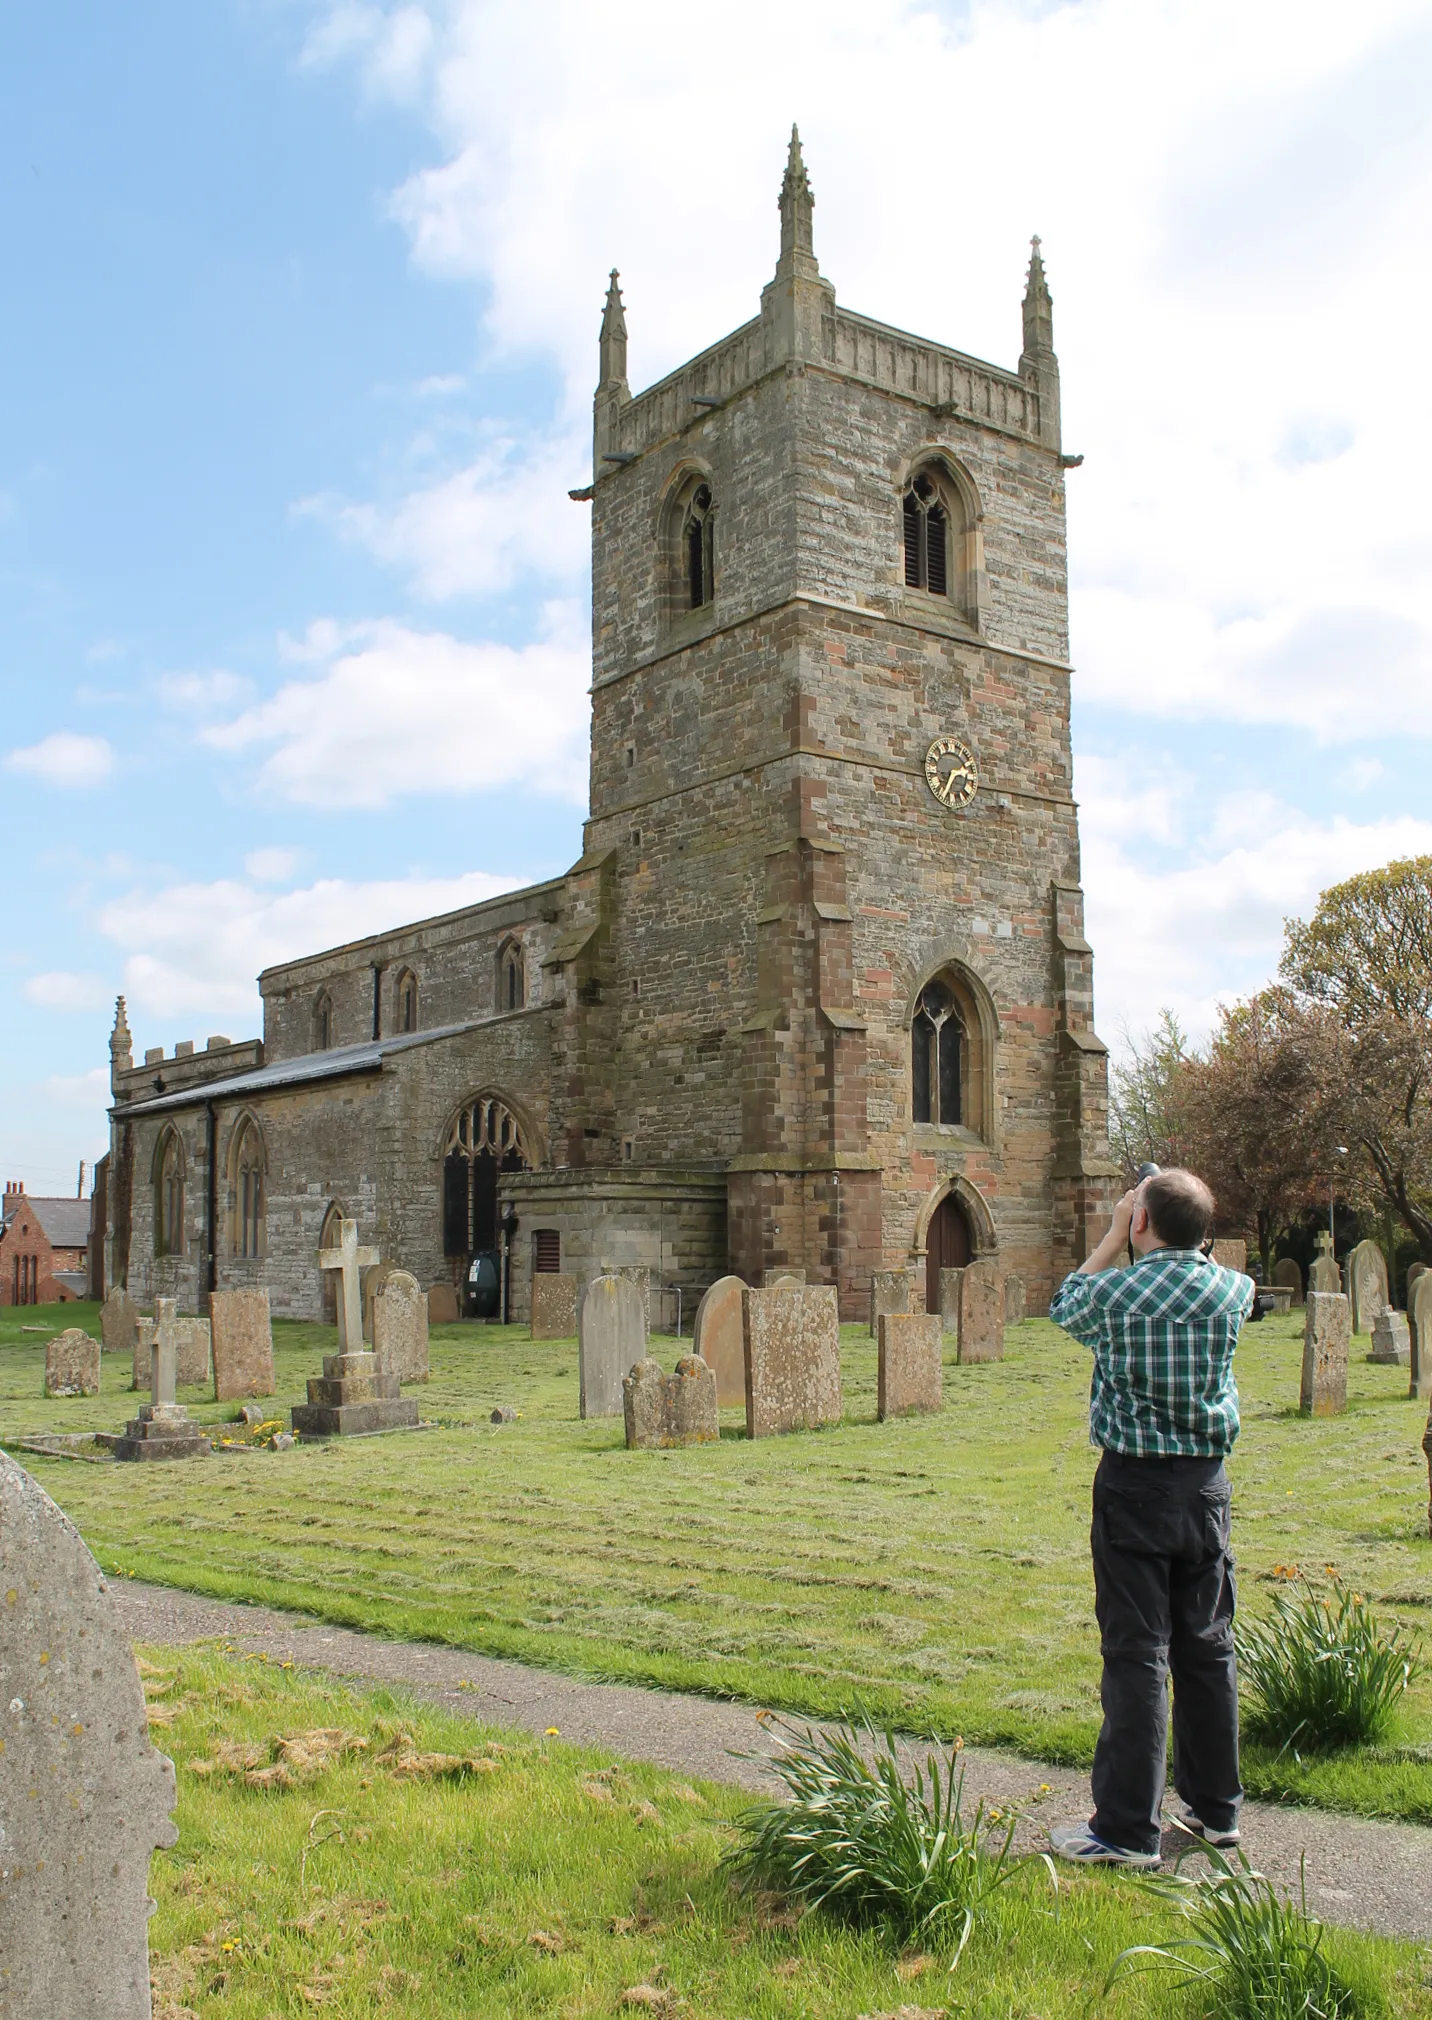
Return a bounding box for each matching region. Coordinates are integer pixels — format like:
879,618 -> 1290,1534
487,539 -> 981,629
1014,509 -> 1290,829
763,1267 -> 806,1287
100,1284 -> 138,1356
113,1333 -> 210,1461
530,1271 -> 579,1340
1300,1291 -> 1350,1417
1272,1258 -> 1304,1306
130,1315 -> 156,1391
600,1264 -> 653,1329
1410,1273 -> 1432,1403
44,1328 -> 100,1398
361,1258 -> 398,1343
579,1274 -> 646,1419
743,1284 -> 841,1438
691,1274 -> 747,1407
1370,1309 -> 1411,1367
958,1258 -> 1005,1363
1347,1239 -> 1389,1336
869,1268 -> 916,1338
1211,1239 -> 1248,1272
1309,1251 -> 1341,1295
0,1450 -> 180,2014
294,1218 -> 419,1436
155,1296 -> 211,1387
1408,1261 -> 1428,1304
427,1281 -> 460,1325
1003,1272 -> 1026,1326
210,1287 -> 276,1401
877,1312 -> 943,1419
373,1269 -> 429,1381
623,1354 -> 719,1448
1424,1391 -> 1432,1542
937,1266 -> 964,1338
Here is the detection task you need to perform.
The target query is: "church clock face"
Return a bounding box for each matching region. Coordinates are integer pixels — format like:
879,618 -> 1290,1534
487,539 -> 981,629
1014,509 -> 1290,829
924,735 -> 979,811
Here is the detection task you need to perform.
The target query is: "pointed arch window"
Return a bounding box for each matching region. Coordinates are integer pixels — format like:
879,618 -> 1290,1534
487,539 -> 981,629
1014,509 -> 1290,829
498,940 -> 526,1013
314,989 -> 334,1051
903,473 -> 949,595
154,1129 -> 186,1257
396,968 -> 419,1034
684,483 -> 715,610
231,1116 -> 266,1260
442,1096 -> 530,1259
912,981 -> 964,1127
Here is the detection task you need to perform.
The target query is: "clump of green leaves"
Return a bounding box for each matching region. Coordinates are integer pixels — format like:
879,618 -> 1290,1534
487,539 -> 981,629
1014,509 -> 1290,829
722,1719 -> 1042,1958
1106,1846 -> 1363,2018
1240,1578 -> 1426,1752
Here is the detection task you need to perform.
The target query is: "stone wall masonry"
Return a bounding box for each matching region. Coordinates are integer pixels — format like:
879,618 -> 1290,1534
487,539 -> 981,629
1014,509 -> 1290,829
877,1312 -> 943,1419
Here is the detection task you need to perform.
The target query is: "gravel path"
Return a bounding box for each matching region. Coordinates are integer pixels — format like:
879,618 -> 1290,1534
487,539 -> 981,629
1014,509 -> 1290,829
114,1580 -> 1431,1945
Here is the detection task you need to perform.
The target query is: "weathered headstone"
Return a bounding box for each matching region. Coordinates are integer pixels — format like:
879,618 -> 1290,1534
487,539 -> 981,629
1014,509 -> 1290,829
100,1284 -> 138,1356
958,1258 -> 1005,1364
1211,1239 -> 1248,1272
131,1314 -> 156,1391
1300,1292 -> 1350,1417
579,1274 -> 647,1419
1309,1251 -> 1341,1295
530,1271 -> 579,1340
318,1217 -> 379,1352
1003,1272 -> 1026,1326
1408,1260 -> 1428,1304
427,1281 -> 460,1325
869,1267 -> 916,1338
155,1296 -> 211,1387
1370,1309 -> 1411,1367
1410,1273 -> 1432,1402
763,1267 -> 806,1287
1347,1238 -> 1389,1336
112,1334 -> 210,1461
877,1312 -> 943,1420
1424,1390 -> 1432,1541
44,1328 -> 100,1398
600,1264 -> 653,1329
373,1269 -> 429,1382
937,1266 -> 964,1339
623,1354 -> 719,1448
361,1258 -> 398,1343
1272,1257 -> 1304,1306
0,1450 -> 180,2013
744,1284 -> 842,1438
210,1287 -> 276,1401
691,1274 -> 746,1406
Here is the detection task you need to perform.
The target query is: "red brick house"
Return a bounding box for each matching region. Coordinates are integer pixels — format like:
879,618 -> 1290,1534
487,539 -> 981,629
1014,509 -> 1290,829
0,1183 -> 92,1305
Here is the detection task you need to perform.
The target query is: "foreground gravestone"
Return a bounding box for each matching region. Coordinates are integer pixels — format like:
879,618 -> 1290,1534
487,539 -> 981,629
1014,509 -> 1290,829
100,1284 -> 138,1356
623,1354 -> 719,1448
373,1269 -> 429,1381
877,1312 -> 943,1419
1411,1273 -> 1432,1403
294,1217 -> 419,1436
530,1271 -> 579,1340
579,1274 -> 646,1419
691,1274 -> 747,1406
427,1281 -> 460,1325
1409,1261 -> 1428,1305
1370,1309 -> 1411,1367
44,1328 -> 100,1398
130,1315 -> 156,1391
958,1258 -> 1005,1363
869,1268 -> 915,1338
744,1284 -> 841,1438
155,1297 -> 212,1387
112,1334 -> 210,1461
1273,1257 -> 1304,1306
1300,1292 -> 1351,1416
210,1287 -> 276,1401
1003,1273 -> 1026,1326
601,1264 -> 653,1328
1347,1238 -> 1389,1335
0,1450 -> 180,2015
937,1266 -> 964,1339
361,1258 -> 398,1343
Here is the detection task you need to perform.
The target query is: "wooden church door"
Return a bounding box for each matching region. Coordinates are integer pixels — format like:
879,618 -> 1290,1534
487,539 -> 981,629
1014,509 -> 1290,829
925,1193 -> 972,1314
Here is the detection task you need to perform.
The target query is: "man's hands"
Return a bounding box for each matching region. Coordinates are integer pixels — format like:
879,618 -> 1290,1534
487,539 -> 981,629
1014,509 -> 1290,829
1077,1186 -> 1145,1276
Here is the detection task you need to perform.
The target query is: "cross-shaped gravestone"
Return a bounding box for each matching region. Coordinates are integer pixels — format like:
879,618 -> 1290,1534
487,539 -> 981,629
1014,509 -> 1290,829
151,1334 -> 176,1405
319,1217 -> 380,1353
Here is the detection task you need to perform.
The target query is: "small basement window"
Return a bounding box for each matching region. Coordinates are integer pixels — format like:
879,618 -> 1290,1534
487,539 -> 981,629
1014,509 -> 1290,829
533,1229 -> 561,1273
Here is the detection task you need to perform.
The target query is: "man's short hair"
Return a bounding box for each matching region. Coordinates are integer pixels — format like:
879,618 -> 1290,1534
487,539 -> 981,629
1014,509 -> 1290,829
1141,1168 -> 1215,1250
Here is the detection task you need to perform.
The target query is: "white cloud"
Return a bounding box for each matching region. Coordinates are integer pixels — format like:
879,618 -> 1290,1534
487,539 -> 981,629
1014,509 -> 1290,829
204,613 -> 589,808
244,847 -> 302,883
44,1066 -> 111,1108
156,669 -> 255,712
100,866 -> 534,1028
6,733 -> 115,788
23,972 -> 110,1013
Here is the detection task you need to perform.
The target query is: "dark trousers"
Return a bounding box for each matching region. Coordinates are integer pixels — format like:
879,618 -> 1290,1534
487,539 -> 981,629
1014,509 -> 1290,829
1089,1450 -> 1241,1856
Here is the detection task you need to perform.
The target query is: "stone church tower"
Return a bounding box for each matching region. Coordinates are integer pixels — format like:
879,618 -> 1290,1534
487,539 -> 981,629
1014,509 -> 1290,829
102,133 -> 1114,1323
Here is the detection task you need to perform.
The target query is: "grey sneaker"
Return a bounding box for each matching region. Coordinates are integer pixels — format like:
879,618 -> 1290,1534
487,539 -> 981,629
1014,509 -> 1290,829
1048,1821 -> 1161,1869
1175,1806 -> 1240,1848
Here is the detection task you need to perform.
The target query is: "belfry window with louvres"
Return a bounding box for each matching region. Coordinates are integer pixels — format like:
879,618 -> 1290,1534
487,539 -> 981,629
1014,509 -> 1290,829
900,461 -> 979,627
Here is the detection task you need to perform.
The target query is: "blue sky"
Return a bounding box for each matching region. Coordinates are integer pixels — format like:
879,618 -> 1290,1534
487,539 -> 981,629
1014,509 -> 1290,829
3,0 -> 1431,1193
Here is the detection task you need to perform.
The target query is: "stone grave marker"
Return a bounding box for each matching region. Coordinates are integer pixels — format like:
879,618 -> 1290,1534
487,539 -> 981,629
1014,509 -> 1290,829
130,1314 -> 156,1392
579,1274 -> 646,1419
155,1296 -> 212,1387
1004,1272 -> 1026,1325
1411,1273 -> 1432,1403
691,1274 -> 746,1407
937,1266 -> 964,1338
373,1269 -> 429,1382
600,1264 -> 653,1329
958,1258 -> 1005,1363
100,1284 -> 138,1356
1408,1261 -> 1428,1304
1300,1291 -> 1350,1416
869,1267 -> 916,1337
531,1271 -> 579,1340
743,1284 -> 841,1438
1309,1251 -> 1341,1295
113,1333 -> 210,1461
427,1281 -> 460,1325
877,1312 -> 943,1419
361,1258 -> 398,1343
1272,1257 -> 1304,1306
762,1266 -> 806,1286
1347,1238 -> 1389,1335
44,1328 -> 100,1398
1424,1391 -> 1432,1542
293,1218 -> 419,1437
1370,1309 -> 1411,1367
0,1449 -> 180,2014
1211,1239 -> 1248,1272
623,1354 -> 719,1448
210,1287 -> 276,1401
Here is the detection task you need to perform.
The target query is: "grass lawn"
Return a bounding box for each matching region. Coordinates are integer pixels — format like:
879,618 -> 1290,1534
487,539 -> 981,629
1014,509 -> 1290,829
5,1301 -> 1432,1824
140,1641 -> 1429,2019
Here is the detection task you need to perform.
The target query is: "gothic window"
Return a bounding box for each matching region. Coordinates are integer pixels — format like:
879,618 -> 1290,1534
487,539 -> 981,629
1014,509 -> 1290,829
318,1202 -> 343,1322
662,471 -> 717,628
396,969 -> 419,1034
442,1095 -> 530,1259
900,461 -> 979,623
683,483 -> 715,609
912,981 -> 964,1127
154,1129 -> 185,1257
231,1116 -> 266,1260
903,473 -> 949,595
498,940 -> 525,1012
314,989 -> 334,1051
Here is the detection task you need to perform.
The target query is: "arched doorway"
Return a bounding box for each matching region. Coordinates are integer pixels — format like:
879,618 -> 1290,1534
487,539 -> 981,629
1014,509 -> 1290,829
318,1202 -> 344,1322
925,1192 -> 972,1313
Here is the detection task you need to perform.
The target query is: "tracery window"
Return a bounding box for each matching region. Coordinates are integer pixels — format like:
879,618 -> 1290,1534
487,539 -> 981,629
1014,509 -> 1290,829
683,483 -> 715,609
903,473 -> 949,595
154,1129 -> 185,1257
396,968 -> 419,1034
231,1117 -> 266,1259
912,980 -> 964,1127
442,1096 -> 530,1259
314,989 -> 334,1051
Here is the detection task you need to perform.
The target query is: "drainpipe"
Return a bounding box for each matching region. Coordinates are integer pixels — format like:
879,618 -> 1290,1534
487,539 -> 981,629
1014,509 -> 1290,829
204,1101 -> 218,1310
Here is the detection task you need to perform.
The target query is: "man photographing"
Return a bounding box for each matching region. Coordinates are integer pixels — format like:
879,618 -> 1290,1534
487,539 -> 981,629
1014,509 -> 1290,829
1046,1168 -> 1254,1868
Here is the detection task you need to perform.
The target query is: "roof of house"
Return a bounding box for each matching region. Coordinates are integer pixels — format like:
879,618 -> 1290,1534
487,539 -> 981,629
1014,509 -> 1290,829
2,1197 -> 94,1247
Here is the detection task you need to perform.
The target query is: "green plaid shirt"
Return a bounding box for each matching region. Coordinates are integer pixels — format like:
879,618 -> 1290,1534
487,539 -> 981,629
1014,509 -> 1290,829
1048,1248 -> 1252,1458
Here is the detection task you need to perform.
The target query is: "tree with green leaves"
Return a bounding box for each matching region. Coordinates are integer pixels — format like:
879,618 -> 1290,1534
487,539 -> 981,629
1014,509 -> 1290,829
1107,1010 -> 1190,1182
